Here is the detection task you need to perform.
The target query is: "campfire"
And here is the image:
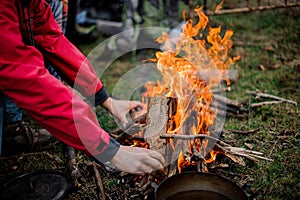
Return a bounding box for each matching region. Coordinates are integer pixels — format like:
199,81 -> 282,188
141,5 -> 239,175
109,4 -> 273,200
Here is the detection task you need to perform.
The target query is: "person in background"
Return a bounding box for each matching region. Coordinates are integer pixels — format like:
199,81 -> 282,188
0,0 -> 164,174
65,0 -> 98,44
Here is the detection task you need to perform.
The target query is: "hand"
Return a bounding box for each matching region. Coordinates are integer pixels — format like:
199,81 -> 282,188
110,145 -> 165,175
101,97 -> 146,124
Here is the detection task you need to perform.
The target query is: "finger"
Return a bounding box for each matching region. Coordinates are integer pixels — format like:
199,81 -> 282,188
144,157 -> 164,172
149,151 -> 165,166
134,147 -> 152,153
129,101 -> 144,110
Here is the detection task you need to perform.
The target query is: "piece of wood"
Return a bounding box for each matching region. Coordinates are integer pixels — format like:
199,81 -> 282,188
144,96 -> 168,151
160,133 -> 221,143
210,101 -> 249,114
224,128 -> 260,135
246,90 -> 297,106
206,3 -> 300,15
212,86 -> 231,93
250,100 -> 284,108
93,162 -> 106,200
214,94 -> 243,107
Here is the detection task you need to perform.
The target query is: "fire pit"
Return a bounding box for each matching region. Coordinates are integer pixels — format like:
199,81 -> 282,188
156,172 -> 247,200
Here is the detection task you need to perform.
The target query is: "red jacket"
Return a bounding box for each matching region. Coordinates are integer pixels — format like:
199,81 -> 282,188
0,0 -> 119,162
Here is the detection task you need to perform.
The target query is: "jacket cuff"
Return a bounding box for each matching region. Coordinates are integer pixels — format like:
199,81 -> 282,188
87,87 -> 110,106
94,137 -> 120,163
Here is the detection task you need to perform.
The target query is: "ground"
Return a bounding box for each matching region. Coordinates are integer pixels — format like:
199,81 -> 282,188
0,2 -> 299,200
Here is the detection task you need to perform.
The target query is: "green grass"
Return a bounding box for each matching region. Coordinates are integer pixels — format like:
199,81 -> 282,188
1,3 -> 299,200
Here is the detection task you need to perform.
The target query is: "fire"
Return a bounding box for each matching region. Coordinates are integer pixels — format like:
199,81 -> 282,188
143,5 -> 239,172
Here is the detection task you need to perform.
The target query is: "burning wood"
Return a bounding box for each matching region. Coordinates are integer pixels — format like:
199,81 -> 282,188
108,5 -> 273,199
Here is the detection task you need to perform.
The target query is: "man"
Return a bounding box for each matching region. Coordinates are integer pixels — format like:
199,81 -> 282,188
0,0 -> 164,174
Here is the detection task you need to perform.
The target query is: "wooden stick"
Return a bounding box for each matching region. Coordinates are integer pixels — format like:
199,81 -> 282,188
246,90 -> 297,106
206,3 -> 300,15
212,86 -> 232,93
223,146 -> 264,155
160,133 -> 221,142
250,100 -> 284,108
93,162 -> 106,200
224,128 -> 260,134
231,151 -> 274,162
214,94 -> 242,107
221,146 -> 274,162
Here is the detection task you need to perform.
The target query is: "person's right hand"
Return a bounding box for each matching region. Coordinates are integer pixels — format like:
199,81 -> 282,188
110,145 -> 165,175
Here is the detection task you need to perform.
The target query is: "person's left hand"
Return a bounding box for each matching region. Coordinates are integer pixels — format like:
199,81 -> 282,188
101,97 -> 146,124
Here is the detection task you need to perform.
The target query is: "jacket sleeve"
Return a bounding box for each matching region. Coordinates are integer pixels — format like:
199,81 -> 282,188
30,0 -> 103,97
0,0 -> 119,163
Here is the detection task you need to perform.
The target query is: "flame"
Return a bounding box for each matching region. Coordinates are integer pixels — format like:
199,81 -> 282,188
215,0 -> 224,12
143,5 -> 239,173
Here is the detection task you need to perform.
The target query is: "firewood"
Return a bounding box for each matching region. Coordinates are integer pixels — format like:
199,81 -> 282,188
221,146 -> 274,162
143,96 -> 168,151
223,128 -> 260,135
210,100 -> 249,114
212,86 -> 232,93
206,3 -> 300,15
160,133 -> 221,143
246,90 -> 297,106
209,163 -> 229,169
250,100 -> 284,108
214,94 -> 243,107
225,152 -> 246,166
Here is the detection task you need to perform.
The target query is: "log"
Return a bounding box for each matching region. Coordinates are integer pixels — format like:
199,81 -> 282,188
143,96 -> 168,151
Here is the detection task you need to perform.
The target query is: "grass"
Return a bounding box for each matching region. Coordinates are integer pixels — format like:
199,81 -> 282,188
209,8 -> 300,200
1,2 -> 299,200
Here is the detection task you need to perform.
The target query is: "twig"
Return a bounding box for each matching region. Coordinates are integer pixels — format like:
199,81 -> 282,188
222,146 -> 274,162
206,3 -> 300,15
93,162 -> 106,200
223,147 -> 264,156
160,133 -> 221,143
223,128 -> 260,134
214,94 -> 242,107
212,86 -> 232,93
250,100 -> 284,108
246,90 -> 297,106
269,141 -> 278,156
232,151 -> 274,162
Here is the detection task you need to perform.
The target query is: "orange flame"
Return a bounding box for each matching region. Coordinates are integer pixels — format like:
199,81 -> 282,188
144,6 -> 239,172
